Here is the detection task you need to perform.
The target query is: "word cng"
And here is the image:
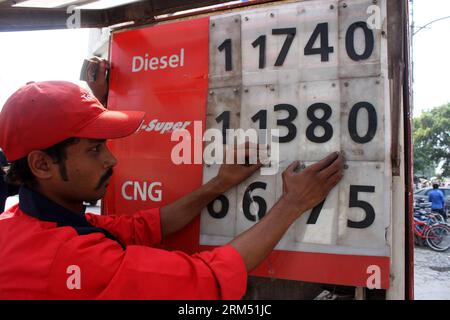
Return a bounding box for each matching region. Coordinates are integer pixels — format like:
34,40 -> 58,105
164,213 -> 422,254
132,48 -> 185,72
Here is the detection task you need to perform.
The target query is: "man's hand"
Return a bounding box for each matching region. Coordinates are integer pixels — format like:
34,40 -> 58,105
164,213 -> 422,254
84,57 -> 109,105
281,152 -> 344,217
229,152 -> 344,272
215,143 -> 263,192
160,143 -> 262,237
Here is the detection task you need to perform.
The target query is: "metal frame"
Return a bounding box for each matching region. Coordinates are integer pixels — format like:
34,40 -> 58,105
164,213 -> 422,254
0,0 -> 281,31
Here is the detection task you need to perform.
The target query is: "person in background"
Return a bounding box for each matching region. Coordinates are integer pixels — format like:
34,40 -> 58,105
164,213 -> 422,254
429,183 -> 446,222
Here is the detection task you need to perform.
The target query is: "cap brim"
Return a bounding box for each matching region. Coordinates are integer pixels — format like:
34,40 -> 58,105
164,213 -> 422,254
75,110 -> 145,140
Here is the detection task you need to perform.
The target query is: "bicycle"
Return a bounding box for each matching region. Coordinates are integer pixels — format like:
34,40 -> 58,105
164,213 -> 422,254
425,223 -> 450,252
413,211 -> 447,250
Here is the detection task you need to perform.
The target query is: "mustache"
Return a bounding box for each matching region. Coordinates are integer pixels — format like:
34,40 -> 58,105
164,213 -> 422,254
95,168 -> 114,190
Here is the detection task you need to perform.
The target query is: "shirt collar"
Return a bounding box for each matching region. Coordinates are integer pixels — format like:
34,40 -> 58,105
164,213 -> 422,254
19,185 -> 88,227
19,186 -> 124,249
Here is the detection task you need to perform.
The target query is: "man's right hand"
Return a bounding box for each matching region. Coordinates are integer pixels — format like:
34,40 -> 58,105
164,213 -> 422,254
281,152 -> 344,218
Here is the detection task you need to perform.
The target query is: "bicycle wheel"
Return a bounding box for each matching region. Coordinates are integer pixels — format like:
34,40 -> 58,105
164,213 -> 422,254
425,225 -> 450,252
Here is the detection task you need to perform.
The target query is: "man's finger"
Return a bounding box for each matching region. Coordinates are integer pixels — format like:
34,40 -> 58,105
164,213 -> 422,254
284,160 -> 299,175
86,61 -> 98,82
319,154 -> 344,179
308,152 -> 340,172
325,170 -> 343,190
244,163 -> 263,173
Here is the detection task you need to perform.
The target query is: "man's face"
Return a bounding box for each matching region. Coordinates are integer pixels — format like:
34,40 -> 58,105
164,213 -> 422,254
51,138 -> 117,203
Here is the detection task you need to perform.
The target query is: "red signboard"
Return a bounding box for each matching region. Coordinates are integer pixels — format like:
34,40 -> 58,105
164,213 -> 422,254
105,18 -> 209,253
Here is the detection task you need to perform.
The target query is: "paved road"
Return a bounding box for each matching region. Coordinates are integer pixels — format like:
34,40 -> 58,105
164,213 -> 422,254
414,246 -> 450,300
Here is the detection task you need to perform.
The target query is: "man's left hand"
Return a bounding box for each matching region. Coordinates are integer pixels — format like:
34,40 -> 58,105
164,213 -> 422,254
85,57 -> 110,105
215,143 -> 263,192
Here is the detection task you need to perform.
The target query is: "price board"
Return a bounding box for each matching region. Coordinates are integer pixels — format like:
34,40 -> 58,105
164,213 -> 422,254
106,0 -> 392,289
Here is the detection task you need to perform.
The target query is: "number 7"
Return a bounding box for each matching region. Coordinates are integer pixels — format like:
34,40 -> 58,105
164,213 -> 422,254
306,199 -> 325,224
272,27 -> 296,66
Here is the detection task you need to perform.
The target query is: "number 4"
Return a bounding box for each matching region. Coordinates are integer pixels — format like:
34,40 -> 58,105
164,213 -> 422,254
304,22 -> 334,62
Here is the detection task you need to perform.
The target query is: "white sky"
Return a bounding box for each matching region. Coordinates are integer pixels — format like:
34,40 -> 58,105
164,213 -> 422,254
412,0 -> 450,117
0,0 -> 449,118
0,28 -> 90,108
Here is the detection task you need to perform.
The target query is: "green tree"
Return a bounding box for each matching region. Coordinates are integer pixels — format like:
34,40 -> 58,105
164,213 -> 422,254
413,103 -> 450,177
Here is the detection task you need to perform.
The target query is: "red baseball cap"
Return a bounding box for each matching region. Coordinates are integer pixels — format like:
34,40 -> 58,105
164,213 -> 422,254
0,81 -> 145,161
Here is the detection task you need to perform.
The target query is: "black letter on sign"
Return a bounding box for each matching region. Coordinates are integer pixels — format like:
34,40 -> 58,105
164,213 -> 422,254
215,111 -> 230,144
348,185 -> 376,229
274,104 -> 298,143
218,39 -> 233,71
304,23 -> 334,62
346,22 -> 375,61
207,195 -> 229,219
252,35 -> 266,69
348,102 -> 377,144
243,182 -> 267,221
251,109 -> 268,130
307,199 -> 326,224
272,28 -> 297,66
306,103 -> 333,143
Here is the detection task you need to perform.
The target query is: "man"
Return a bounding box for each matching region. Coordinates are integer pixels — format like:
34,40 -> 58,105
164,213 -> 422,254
429,183 -> 446,222
0,78 -> 343,299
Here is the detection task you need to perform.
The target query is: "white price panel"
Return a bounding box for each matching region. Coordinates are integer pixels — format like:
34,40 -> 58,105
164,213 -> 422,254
200,165 -> 237,245
236,173 -> 277,234
298,0 -> 339,81
338,0 -> 383,78
209,15 -> 242,89
340,77 -> 385,161
240,85 -> 277,145
298,80 -> 341,161
241,6 -> 300,86
200,0 -> 390,259
337,161 -> 389,253
294,178 -> 340,245
205,87 -> 241,152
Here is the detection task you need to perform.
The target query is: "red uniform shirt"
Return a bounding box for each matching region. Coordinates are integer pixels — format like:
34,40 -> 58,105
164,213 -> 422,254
0,187 -> 247,299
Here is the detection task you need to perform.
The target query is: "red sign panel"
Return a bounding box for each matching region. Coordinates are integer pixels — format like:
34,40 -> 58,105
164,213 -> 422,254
105,18 -> 209,253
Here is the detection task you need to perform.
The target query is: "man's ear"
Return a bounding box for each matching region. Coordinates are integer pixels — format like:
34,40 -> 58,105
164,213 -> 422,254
27,151 -> 54,180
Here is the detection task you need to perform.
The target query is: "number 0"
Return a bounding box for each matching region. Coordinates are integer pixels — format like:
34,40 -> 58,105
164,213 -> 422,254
346,22 -> 375,61
348,102 -> 377,144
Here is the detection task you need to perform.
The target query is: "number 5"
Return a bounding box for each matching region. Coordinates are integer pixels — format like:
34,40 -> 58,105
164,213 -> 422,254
348,185 -> 376,229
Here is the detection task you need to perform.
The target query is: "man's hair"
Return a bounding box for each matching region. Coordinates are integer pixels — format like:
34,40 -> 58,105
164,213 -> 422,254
433,183 -> 439,189
6,137 -> 80,188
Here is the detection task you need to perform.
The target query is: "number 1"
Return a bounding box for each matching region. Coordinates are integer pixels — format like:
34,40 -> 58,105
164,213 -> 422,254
218,38 -> 232,71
